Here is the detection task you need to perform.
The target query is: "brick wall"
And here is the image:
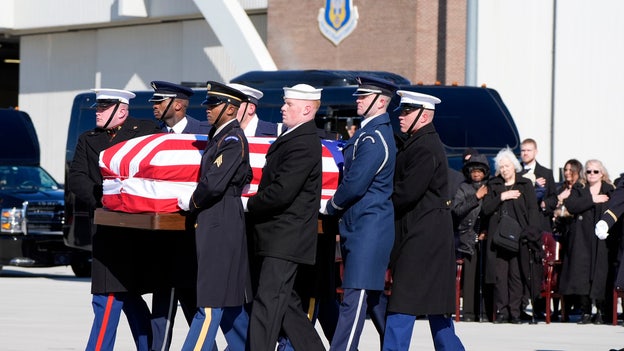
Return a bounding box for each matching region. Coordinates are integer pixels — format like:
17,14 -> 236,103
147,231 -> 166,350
267,0 -> 466,85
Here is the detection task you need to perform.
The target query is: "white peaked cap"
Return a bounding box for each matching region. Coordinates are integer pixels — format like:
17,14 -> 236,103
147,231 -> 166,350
91,88 -> 136,104
283,84 -> 322,100
396,90 -> 441,110
228,83 -> 264,104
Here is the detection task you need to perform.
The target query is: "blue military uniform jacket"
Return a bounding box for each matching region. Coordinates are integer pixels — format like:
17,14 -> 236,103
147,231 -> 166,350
255,118 -> 279,137
189,120 -> 252,307
326,112 -> 396,290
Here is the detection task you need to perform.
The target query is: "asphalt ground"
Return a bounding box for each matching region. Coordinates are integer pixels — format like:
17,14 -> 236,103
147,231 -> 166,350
1,265 -> 624,351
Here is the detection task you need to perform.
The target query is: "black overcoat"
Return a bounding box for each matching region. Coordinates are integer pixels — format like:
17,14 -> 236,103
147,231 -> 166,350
481,174 -> 540,284
189,120 -> 252,307
559,181 -> 614,299
388,123 -> 456,315
248,120 -> 322,265
67,117 -> 161,294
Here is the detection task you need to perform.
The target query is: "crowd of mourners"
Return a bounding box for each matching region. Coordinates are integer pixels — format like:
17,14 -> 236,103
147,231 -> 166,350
453,138 -> 624,325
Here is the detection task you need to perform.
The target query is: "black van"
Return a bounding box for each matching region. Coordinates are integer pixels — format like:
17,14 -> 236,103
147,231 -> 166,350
230,70 -> 521,170
0,108 -> 90,276
64,70 -> 520,251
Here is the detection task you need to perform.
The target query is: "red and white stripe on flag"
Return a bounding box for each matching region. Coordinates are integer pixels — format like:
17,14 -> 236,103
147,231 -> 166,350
99,133 -> 343,213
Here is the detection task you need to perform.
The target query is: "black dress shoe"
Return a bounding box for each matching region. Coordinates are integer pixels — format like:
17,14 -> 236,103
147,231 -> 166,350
493,313 -> 507,324
510,317 -> 523,324
593,312 -> 604,325
577,314 -> 592,324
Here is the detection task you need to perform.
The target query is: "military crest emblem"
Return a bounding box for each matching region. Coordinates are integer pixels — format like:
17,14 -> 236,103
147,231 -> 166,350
318,0 -> 359,46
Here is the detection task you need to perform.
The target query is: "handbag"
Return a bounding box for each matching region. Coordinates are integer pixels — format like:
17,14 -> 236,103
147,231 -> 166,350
492,209 -> 522,252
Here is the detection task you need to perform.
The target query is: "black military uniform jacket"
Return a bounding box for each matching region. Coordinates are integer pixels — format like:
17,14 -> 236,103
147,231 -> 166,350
189,120 -> 252,307
248,120 -> 322,265
389,123 -> 456,315
67,117 -> 161,294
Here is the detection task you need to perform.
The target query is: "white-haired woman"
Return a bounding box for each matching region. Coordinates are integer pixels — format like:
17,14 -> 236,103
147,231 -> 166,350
481,147 -> 541,324
558,159 -> 614,324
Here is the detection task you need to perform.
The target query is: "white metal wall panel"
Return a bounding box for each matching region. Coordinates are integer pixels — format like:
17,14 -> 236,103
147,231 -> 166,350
478,0 -> 624,177
18,20 -> 239,180
477,0 -> 554,166
551,1 -> 624,177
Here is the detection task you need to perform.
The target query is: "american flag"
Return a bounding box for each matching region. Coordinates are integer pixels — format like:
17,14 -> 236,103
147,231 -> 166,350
100,133 -> 343,213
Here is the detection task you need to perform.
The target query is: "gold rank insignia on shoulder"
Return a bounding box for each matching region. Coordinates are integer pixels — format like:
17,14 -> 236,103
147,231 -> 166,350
214,154 -> 223,167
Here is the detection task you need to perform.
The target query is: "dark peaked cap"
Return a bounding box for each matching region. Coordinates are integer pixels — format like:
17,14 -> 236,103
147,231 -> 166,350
202,81 -> 247,107
149,81 -> 194,102
352,76 -> 398,97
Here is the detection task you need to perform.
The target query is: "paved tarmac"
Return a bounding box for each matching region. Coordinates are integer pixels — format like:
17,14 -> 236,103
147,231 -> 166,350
1,265 -> 624,350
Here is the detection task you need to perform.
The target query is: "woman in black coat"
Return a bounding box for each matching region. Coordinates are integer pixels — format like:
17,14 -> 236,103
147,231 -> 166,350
481,147 -> 540,324
542,159 -> 583,321
557,159 -> 614,324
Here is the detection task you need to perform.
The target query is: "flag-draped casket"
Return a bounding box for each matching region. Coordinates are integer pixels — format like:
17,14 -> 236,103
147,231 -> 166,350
99,133 -> 343,214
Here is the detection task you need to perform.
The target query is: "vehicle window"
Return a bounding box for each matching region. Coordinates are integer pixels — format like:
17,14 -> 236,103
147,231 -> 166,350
0,166 -> 60,191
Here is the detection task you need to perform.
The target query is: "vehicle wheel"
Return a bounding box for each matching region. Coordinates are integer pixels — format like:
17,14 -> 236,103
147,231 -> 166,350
71,259 -> 91,278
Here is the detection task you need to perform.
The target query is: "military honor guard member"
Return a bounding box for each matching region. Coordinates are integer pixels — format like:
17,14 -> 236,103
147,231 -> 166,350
179,82 -> 252,351
148,80 -> 210,351
67,88 -> 161,351
325,76 -> 397,351
228,82 -> 281,137
150,80 -> 210,134
246,84 -> 326,351
383,90 -> 465,351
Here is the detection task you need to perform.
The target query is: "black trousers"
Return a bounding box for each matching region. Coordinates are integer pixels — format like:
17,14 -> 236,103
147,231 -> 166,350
494,250 -> 522,319
461,246 -> 482,318
249,256 -> 325,351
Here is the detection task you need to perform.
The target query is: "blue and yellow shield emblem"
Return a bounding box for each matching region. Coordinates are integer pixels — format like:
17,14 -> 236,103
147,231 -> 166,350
318,0 -> 359,46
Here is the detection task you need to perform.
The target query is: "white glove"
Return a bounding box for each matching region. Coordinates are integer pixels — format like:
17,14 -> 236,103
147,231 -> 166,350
178,196 -> 190,211
319,200 -> 329,215
595,220 -> 609,240
241,197 -> 249,212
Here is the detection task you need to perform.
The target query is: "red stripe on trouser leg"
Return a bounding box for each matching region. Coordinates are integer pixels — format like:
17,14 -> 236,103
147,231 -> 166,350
95,293 -> 115,351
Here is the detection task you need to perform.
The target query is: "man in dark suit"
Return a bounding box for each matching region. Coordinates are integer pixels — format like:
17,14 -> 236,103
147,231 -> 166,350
148,80 -> 210,351
228,82 -> 281,137
246,84 -> 326,351
520,138 -> 557,320
384,90 -> 465,351
150,80 -> 210,134
67,88 -> 161,351
179,82 -> 252,351
520,138 -> 557,232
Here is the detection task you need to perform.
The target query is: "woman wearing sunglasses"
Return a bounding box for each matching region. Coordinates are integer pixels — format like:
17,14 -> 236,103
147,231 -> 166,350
556,159 -> 614,324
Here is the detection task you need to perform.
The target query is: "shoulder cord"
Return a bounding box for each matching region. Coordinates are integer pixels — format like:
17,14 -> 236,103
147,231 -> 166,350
352,130 -> 389,176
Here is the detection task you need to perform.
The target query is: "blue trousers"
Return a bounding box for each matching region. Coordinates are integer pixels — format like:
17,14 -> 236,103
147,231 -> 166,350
330,288 -> 387,351
86,293 -> 151,351
383,313 -> 465,351
182,305 -> 249,351
151,286 -> 196,351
